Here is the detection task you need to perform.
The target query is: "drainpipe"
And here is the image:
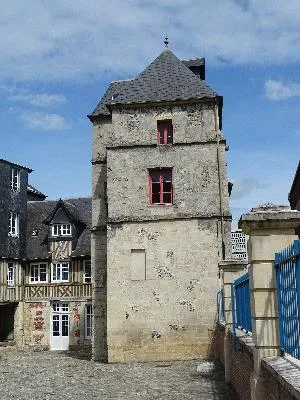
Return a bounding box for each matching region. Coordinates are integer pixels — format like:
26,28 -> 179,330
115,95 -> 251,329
214,97 -> 225,260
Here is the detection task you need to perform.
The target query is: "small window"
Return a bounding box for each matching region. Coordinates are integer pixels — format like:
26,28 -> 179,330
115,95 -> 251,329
157,120 -> 173,145
8,212 -> 19,237
85,304 -> 92,339
84,260 -> 91,283
7,263 -> 15,287
30,263 -> 48,283
149,168 -> 173,205
51,262 -> 69,283
11,168 -> 20,191
52,224 -> 71,237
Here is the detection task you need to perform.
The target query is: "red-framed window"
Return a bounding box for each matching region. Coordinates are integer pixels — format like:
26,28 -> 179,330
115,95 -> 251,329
149,168 -> 173,205
157,120 -> 173,145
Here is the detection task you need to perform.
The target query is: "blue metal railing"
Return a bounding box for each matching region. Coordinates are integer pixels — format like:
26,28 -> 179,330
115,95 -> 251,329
232,273 -> 252,333
217,289 -> 225,323
275,240 -> 300,359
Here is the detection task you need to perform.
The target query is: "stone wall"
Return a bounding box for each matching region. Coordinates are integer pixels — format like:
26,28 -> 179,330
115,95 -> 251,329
92,100 -> 231,362
217,328 -> 300,400
21,300 -> 91,351
106,218 -> 222,362
230,334 -> 253,400
263,361 -> 299,400
107,144 -> 229,222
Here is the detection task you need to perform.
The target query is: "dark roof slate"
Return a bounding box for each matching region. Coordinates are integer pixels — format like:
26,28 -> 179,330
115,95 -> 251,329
89,50 -> 217,118
0,158 -> 33,172
26,197 -> 91,260
27,184 -> 47,199
181,58 -> 205,68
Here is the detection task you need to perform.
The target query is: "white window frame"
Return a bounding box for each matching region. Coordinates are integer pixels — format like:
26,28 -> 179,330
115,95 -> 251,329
8,212 -> 19,237
11,168 -> 20,191
84,260 -> 91,283
7,263 -> 15,287
51,224 -> 72,237
85,304 -> 92,339
51,262 -> 70,283
29,263 -> 48,284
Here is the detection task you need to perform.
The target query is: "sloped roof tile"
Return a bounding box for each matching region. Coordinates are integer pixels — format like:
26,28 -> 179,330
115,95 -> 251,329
26,197 -> 91,260
89,50 -> 217,118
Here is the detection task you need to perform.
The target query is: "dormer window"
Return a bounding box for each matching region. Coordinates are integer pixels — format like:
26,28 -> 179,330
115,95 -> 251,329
157,120 -> 173,145
52,224 -> 71,237
11,168 -> 20,191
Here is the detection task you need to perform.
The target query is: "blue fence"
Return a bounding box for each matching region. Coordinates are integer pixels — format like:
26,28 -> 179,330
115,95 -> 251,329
217,289 -> 225,323
232,273 -> 252,333
275,240 -> 300,359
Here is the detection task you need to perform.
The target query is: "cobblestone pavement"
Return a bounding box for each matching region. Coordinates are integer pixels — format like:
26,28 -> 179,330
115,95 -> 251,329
0,347 -> 237,400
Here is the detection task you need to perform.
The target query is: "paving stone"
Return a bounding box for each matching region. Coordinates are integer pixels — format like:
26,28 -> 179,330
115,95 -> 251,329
0,347 -> 237,399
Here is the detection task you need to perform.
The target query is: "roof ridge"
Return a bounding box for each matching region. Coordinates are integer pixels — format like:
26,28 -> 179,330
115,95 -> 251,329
28,196 -> 92,203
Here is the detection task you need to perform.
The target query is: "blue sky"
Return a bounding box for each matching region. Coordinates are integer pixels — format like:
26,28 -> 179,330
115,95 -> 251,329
1,0 -> 300,220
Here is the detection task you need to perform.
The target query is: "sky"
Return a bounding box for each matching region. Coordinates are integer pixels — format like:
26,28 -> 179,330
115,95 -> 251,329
1,0 -> 300,221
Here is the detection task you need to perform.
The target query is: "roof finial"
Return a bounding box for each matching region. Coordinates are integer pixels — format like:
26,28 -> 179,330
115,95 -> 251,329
164,34 -> 169,48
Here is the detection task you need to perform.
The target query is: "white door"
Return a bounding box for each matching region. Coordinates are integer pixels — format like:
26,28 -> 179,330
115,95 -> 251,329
50,302 -> 69,351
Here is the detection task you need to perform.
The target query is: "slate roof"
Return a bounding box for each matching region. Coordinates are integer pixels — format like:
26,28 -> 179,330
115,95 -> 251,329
181,58 -> 205,68
27,184 -> 47,199
26,197 -> 91,260
89,49 -> 217,118
0,158 -> 33,172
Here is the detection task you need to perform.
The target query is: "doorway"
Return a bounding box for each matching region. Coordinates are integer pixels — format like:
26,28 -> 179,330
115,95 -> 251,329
50,301 -> 69,350
0,303 -> 18,342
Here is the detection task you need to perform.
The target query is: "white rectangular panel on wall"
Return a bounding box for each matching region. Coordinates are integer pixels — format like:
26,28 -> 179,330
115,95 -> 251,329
130,249 -> 146,281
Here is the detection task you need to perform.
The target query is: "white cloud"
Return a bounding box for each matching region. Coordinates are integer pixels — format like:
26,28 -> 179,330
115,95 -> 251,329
19,111 -> 71,131
9,93 -> 66,107
265,80 -> 300,101
231,178 -> 266,200
0,1 -> 300,82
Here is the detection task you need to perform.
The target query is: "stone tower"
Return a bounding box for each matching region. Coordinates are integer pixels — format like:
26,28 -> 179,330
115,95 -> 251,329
88,48 -> 231,363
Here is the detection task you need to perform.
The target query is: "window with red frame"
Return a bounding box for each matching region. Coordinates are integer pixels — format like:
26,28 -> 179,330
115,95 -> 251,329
157,120 -> 173,145
149,169 -> 173,205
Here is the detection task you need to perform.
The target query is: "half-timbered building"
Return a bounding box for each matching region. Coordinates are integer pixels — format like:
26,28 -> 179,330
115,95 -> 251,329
0,158 -> 92,352
24,197 -> 92,351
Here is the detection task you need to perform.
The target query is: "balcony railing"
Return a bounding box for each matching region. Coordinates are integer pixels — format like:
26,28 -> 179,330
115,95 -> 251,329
24,283 -> 92,300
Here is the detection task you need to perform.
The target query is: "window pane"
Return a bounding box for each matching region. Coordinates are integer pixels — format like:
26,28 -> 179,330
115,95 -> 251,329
163,193 -> 172,203
152,183 -> 160,194
164,182 -> 172,192
53,316 -> 59,336
163,170 -> 172,181
40,265 -> 47,282
152,194 -> 160,204
85,305 -> 92,338
167,127 -> 173,144
62,315 -> 69,336
62,267 -> 69,281
84,261 -> 91,283
61,303 -> 69,312
150,172 -> 160,182
52,264 -> 59,281
159,129 -> 164,144
30,265 -> 36,281
53,303 -> 59,312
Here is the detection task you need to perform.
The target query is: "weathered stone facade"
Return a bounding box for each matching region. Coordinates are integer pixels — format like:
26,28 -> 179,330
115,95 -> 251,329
20,300 -> 91,351
90,49 -> 231,362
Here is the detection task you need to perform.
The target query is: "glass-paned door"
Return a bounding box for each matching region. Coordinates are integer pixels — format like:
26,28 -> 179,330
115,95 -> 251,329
50,302 -> 69,350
